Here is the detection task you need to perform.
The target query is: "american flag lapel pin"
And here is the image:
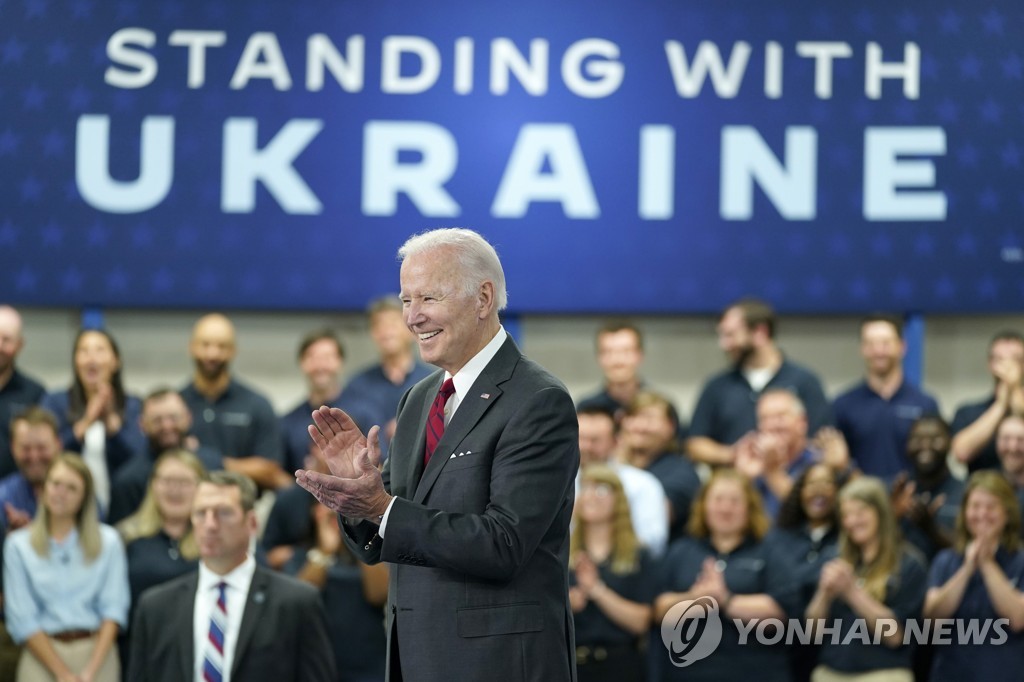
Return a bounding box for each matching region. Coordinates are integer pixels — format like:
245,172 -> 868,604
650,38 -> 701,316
480,393 -> 490,399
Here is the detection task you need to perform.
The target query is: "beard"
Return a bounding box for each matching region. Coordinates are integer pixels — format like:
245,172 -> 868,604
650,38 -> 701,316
730,342 -> 756,369
195,358 -> 228,382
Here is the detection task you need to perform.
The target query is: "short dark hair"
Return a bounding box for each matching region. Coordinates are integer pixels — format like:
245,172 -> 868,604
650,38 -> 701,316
723,298 -> 776,338
204,471 -> 258,512
297,328 -> 344,361
595,321 -> 644,351
144,386 -> 180,404
860,314 -> 904,339
909,413 -> 950,439
989,330 -> 1024,353
10,406 -> 59,439
576,405 -> 619,434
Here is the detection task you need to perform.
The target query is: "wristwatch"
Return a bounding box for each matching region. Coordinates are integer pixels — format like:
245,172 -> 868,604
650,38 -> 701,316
306,548 -> 336,568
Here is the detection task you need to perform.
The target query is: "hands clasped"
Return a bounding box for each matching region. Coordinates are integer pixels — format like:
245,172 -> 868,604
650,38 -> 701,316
295,406 -> 393,522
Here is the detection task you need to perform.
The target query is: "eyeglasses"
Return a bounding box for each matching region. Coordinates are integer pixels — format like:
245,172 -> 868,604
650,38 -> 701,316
581,483 -> 614,498
154,476 -> 198,490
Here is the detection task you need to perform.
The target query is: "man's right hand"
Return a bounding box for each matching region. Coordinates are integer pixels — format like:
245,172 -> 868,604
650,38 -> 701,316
5,502 -> 31,530
307,406 -> 381,479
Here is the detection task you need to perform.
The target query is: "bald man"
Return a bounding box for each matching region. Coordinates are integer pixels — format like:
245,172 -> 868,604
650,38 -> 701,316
0,306 -> 45,479
180,314 -> 288,490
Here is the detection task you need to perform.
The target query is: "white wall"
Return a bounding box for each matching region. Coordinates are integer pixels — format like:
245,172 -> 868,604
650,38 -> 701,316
14,308 -> 1020,421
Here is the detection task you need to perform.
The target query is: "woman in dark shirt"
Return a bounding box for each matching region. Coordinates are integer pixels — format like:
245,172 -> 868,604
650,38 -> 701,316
805,476 -> 926,681
924,471 -> 1024,682
569,464 -> 656,682
654,468 -> 795,682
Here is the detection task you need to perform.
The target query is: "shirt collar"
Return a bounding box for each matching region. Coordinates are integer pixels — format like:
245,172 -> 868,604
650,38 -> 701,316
198,554 -> 256,596
446,326 -> 507,400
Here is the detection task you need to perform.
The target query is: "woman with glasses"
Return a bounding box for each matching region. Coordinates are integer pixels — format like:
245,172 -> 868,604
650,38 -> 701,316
3,454 -> 129,682
570,465 -> 657,682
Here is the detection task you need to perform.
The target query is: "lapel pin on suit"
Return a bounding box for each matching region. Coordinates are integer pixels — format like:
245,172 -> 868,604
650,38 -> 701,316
253,591 -> 265,604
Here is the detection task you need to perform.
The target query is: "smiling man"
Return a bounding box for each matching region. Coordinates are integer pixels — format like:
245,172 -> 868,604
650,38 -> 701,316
296,227 -> 580,682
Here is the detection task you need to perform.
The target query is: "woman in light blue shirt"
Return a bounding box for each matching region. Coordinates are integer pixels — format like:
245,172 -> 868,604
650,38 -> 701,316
3,453 -> 129,682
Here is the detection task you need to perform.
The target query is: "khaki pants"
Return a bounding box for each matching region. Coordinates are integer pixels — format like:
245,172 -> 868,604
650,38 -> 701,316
811,665 -> 913,682
16,636 -> 119,682
0,621 -> 21,682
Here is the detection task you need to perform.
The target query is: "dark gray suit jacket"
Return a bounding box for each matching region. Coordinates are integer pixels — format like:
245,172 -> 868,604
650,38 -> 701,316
344,336 -> 580,682
127,565 -> 337,682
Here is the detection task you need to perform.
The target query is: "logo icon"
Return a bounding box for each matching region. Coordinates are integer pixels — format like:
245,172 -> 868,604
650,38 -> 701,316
660,596 -> 723,667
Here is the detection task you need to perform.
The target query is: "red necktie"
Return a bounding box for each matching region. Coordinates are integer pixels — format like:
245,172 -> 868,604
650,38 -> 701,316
424,378 -> 456,466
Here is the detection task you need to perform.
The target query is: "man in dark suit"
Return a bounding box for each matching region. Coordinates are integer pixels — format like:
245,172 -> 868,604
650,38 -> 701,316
297,228 -> 580,682
128,471 -> 335,682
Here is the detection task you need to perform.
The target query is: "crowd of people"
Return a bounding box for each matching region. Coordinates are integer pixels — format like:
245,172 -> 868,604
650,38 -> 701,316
0,297 -> 1022,682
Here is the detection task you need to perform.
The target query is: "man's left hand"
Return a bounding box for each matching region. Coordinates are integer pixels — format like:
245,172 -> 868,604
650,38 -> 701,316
296,446 -> 393,522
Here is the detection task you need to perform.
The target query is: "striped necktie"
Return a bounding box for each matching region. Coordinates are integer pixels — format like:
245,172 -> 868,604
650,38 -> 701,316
423,378 -> 456,466
202,581 -> 228,682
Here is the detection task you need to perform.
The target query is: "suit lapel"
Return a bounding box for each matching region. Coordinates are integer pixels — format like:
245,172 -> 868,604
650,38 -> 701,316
403,374 -> 443,497
178,574 -> 200,681
231,568 -> 270,678
413,337 -> 520,504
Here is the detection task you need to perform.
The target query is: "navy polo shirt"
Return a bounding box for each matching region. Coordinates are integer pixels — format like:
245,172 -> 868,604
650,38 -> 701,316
656,536 -> 797,682
816,550 -> 927,674
833,381 -> 940,479
279,392 -> 376,473
914,475 -> 965,534
0,473 -> 36,531
342,361 -> 434,432
646,452 -> 701,540
927,548 -> 1024,682
571,551 -> 660,647
951,396 -> 1001,473
261,484 -> 316,551
0,368 -> 46,478
180,379 -> 283,463
765,524 -> 839,617
689,359 -> 832,447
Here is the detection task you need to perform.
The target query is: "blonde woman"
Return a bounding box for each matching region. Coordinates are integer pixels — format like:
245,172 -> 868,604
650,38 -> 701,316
653,468 -> 795,682
806,476 -> 926,682
3,454 -> 129,682
569,465 -> 656,682
923,471 -> 1024,682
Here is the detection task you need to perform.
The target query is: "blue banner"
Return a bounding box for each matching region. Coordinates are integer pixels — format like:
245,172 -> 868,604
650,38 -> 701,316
1,0 -> 1020,313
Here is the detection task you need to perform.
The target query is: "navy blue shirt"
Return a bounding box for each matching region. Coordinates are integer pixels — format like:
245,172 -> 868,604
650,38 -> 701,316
657,536 -> 797,682
40,389 -> 146,476
0,368 -> 46,478
816,549 -> 927,674
951,396 -> 1001,473
765,524 -> 839,617
927,548 -> 1024,682
0,473 -> 36,531
571,551 -> 660,648
833,380 -> 940,479
342,361 -> 434,432
261,484 -> 316,551
690,359 -> 832,447
279,392 -> 376,474
645,452 -> 701,540
180,379 -> 283,464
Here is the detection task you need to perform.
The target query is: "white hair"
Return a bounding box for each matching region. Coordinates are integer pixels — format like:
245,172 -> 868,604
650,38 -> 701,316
398,228 -> 508,311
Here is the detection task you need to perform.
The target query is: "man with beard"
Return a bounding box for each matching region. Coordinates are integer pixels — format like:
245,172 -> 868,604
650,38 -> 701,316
180,314 -> 288,490
686,298 -> 831,467
0,306 -> 45,480
107,388 -> 224,524
833,315 -> 940,479
995,414 -> 1024,517
0,407 -> 60,531
279,329 -> 375,474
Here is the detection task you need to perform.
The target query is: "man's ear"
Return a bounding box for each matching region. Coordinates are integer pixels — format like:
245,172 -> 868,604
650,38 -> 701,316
477,281 -> 495,319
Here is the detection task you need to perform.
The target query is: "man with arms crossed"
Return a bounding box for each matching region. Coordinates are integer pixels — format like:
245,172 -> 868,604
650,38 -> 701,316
297,228 -> 579,682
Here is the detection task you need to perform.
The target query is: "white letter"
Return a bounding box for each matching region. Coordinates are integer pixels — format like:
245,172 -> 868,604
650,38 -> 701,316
105,28 -> 157,89
492,124 -> 598,218
76,115 -> 174,213
873,618 -> 898,644
764,41 -> 783,99
230,32 -> 292,90
903,618 -> 930,645
454,37 -> 474,94
168,30 -> 227,88
362,121 -> 459,217
990,620 -> 1009,646
866,42 -> 920,99
863,127 -> 946,220
721,126 -> 817,220
664,41 -> 751,98
932,619 -> 953,645
222,118 -> 322,213
756,620 -> 785,645
490,38 -> 549,95
733,619 -> 758,645
638,125 -> 675,220
795,41 -> 853,99
380,36 -> 441,94
841,620 -> 871,645
306,34 -> 365,92
562,38 -> 623,98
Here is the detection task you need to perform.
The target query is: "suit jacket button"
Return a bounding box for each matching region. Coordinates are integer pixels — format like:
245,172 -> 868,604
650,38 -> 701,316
364,544 -> 372,550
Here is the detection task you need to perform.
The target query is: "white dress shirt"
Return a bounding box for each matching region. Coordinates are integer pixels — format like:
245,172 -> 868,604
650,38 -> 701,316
379,326 -> 508,537
575,462 -> 670,557
193,555 -> 256,682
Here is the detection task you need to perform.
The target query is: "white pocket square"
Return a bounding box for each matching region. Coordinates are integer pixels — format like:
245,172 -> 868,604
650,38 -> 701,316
449,450 -> 473,459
